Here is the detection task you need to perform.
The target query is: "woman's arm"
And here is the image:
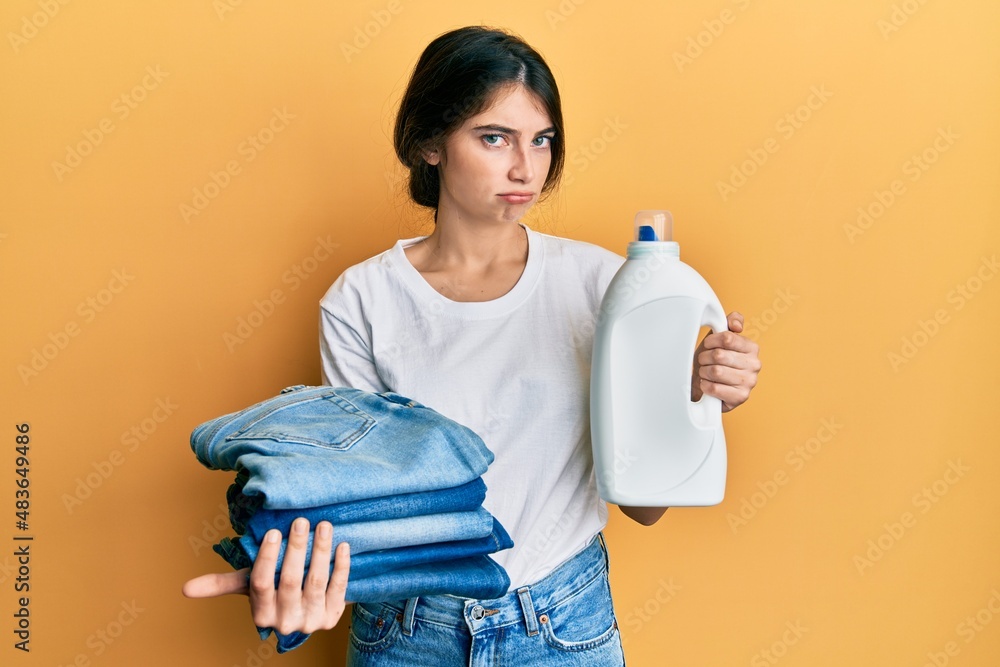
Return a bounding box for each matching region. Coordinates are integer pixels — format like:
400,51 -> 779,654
618,505 -> 669,526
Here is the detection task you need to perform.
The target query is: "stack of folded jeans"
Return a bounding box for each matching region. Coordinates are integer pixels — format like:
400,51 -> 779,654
190,385 -> 513,652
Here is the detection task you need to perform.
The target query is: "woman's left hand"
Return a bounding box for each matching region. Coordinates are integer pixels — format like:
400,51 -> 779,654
691,311 -> 761,412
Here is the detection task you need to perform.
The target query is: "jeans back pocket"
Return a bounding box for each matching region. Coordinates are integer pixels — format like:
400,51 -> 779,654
226,388 -> 376,451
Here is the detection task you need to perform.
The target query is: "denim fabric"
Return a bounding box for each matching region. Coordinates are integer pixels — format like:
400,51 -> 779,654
233,477 -> 487,537
352,520 -> 512,579
191,386 -> 494,509
238,507 -> 496,562
345,533 -> 625,666
263,553 -> 512,654
193,385 -> 515,655
213,536 -> 252,569
214,517 -> 513,579
225,469 -> 264,534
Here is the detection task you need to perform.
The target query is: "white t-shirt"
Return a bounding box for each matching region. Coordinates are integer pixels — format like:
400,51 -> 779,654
318,222 -> 626,590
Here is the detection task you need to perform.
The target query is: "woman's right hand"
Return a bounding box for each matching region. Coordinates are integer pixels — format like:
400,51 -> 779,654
182,518 -> 351,635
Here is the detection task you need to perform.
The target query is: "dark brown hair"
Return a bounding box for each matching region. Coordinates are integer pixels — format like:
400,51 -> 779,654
393,26 -> 565,211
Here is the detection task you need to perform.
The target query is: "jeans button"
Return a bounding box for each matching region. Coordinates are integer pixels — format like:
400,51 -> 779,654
471,605 -> 485,620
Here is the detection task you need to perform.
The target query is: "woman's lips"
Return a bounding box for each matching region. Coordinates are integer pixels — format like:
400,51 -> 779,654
499,193 -> 533,204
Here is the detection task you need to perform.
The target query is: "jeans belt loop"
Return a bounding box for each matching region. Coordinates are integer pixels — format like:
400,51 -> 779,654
516,586 -> 539,637
401,597 -> 419,636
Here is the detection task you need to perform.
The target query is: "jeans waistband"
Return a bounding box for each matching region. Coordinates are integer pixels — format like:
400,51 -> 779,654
379,532 -> 609,637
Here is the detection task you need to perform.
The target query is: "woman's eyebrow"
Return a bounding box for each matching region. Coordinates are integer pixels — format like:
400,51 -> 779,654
472,124 -> 557,136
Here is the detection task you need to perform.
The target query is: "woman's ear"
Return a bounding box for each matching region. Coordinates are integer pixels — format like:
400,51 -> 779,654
422,148 -> 441,166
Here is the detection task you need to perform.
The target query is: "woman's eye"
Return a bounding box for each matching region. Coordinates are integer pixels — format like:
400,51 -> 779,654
533,135 -> 554,147
482,134 -> 504,146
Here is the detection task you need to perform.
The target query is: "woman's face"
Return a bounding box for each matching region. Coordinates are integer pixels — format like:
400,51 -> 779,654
427,84 -> 556,225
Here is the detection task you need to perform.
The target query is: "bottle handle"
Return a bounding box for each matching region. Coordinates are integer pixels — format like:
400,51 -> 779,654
689,302 -> 729,430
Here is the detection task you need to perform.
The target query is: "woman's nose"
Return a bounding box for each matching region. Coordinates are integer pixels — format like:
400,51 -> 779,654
508,145 -> 535,183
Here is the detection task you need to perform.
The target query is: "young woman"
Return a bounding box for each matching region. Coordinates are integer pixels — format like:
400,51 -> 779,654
185,26 -> 761,665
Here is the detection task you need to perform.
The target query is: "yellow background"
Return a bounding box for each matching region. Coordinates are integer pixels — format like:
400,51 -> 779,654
2,0 -> 998,665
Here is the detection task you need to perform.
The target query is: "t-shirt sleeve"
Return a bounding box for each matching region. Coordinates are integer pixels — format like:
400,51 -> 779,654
318,273 -> 389,393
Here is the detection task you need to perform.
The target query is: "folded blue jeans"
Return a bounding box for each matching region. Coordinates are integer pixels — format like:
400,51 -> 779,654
239,507 -> 496,562
214,517 -> 513,580
216,520 -> 514,654
262,553 -> 512,654
191,385 -> 514,655
233,477 -> 487,537
191,386 -> 494,509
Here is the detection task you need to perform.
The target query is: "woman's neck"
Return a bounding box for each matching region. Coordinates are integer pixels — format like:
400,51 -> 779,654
416,218 -> 527,273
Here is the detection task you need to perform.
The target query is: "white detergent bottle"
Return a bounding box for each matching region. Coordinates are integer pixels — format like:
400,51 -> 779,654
590,210 -> 728,506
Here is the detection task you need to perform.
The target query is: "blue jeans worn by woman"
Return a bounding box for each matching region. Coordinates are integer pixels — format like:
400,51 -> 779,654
346,532 -> 626,666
